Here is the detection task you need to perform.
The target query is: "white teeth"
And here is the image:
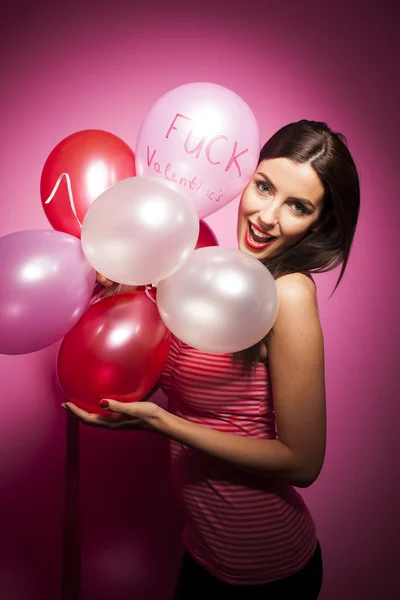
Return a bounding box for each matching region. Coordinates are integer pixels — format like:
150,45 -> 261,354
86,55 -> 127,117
249,223 -> 273,240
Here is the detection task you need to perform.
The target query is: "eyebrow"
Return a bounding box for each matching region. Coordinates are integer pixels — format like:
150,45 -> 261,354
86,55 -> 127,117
256,171 -> 316,209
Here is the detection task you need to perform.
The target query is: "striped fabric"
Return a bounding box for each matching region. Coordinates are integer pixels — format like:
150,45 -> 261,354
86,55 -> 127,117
159,334 -> 317,585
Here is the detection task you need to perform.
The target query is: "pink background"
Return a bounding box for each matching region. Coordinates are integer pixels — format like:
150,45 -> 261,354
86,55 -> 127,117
0,1 -> 398,598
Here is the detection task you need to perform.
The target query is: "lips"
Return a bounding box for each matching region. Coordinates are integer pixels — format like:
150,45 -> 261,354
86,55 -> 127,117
245,221 -> 276,250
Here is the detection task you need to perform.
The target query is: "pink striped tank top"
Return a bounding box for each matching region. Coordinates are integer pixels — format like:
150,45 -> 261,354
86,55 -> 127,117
159,334 -> 317,585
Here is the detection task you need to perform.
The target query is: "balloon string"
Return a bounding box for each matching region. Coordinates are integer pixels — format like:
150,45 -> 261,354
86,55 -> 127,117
44,172 -> 83,228
61,412 -> 81,599
145,285 -> 157,305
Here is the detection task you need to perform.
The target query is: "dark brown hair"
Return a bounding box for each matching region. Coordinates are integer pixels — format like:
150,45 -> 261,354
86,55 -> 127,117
235,119 -> 360,369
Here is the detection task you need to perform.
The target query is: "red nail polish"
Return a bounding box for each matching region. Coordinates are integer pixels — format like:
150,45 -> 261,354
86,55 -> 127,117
99,400 -> 109,408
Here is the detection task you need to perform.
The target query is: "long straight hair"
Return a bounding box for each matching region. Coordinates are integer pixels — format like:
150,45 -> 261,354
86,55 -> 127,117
234,120 -> 360,369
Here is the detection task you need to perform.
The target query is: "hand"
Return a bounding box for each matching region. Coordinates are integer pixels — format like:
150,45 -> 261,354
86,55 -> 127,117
96,272 -> 115,287
96,271 -> 139,296
61,399 -> 163,432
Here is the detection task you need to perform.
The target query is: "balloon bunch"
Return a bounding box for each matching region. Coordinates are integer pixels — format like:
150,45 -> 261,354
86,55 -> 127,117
0,82 -> 278,413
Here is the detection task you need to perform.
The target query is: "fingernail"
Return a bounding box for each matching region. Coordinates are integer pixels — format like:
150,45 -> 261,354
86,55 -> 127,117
99,400 -> 109,408
60,404 -> 68,410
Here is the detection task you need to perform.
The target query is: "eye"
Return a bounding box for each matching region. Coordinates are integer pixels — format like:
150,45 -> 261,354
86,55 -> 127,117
256,180 -> 271,194
289,201 -> 310,215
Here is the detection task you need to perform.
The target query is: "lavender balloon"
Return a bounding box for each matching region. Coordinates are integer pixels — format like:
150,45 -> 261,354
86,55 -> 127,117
0,230 -> 96,355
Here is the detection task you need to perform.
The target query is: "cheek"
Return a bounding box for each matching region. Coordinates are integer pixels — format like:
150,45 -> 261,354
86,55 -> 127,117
239,190 -> 258,217
238,192 -> 247,214
289,224 -> 308,236
279,211 -> 314,236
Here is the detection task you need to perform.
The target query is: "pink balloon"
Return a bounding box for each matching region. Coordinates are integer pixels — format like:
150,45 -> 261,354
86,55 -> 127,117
135,82 -> 260,220
0,230 -> 96,355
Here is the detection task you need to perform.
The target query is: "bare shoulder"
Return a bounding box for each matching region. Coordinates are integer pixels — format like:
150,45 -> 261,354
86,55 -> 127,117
271,272 -> 319,330
263,272 -> 320,355
275,272 -> 316,300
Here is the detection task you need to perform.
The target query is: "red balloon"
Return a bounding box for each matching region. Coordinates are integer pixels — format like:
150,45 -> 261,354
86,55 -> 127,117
40,130 -> 136,238
195,220 -> 219,249
56,291 -> 170,414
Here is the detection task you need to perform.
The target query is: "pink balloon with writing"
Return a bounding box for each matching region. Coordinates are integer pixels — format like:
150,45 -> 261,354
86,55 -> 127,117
135,82 -> 261,219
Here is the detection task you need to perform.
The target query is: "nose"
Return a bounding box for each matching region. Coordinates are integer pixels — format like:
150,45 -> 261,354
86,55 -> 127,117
259,200 -> 278,227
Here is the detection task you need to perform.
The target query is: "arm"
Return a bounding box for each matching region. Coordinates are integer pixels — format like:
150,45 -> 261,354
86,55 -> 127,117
67,273 -> 326,488
156,274 -> 326,488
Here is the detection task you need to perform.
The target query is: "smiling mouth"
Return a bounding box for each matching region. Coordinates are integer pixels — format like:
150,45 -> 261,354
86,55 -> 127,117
246,221 -> 276,250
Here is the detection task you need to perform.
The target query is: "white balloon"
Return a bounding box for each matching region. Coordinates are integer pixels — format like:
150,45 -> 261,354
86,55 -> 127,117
81,177 -> 199,286
157,247 -> 279,353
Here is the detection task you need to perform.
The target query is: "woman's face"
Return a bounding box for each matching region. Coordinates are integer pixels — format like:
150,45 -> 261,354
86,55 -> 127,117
237,158 -> 325,262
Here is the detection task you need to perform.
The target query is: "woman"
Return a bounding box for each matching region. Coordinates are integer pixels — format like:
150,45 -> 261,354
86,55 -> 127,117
63,120 -> 360,599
